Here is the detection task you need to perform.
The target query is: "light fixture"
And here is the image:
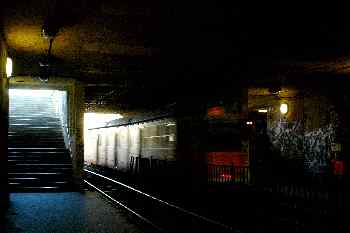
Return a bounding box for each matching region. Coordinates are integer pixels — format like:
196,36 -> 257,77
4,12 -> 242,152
258,109 -> 268,113
280,103 -> 288,115
6,57 -> 12,78
246,121 -> 253,125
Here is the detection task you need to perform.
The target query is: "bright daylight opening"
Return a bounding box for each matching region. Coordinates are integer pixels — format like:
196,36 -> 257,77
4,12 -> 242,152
10,89 -> 64,97
84,113 -> 123,164
84,113 -> 123,130
9,88 -> 68,152
9,89 -> 67,117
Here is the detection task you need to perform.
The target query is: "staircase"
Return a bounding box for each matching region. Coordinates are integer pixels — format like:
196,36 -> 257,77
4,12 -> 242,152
8,90 -> 74,192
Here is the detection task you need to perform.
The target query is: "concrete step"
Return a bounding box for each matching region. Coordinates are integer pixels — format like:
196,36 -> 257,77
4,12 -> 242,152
9,163 -> 72,167
9,132 -> 63,135
9,150 -> 69,155
8,172 -> 72,178
8,156 -> 71,161
9,126 -> 62,130
8,173 -> 72,178
9,187 -> 72,193
8,167 -> 73,173
9,114 -> 58,116
8,144 -> 66,148
8,134 -> 64,138
9,183 -> 74,192
9,145 -> 66,148
9,93 -> 72,192
9,116 -> 60,120
8,132 -> 63,136
8,140 -> 65,144
8,154 -> 71,160
8,137 -> 64,140
8,161 -> 71,165
9,163 -> 71,167
8,153 -> 70,157
9,147 -> 69,152
9,140 -> 65,143
8,178 -> 72,186
8,159 -> 71,163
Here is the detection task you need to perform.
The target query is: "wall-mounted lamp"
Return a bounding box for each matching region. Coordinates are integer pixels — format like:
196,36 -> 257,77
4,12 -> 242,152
6,57 -> 12,78
280,103 -> 288,115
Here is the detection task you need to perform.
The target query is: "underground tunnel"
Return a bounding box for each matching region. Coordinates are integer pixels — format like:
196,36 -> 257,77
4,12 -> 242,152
1,2 -> 350,233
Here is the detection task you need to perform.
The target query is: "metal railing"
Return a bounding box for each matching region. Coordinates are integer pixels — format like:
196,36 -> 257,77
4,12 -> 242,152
207,164 -> 250,185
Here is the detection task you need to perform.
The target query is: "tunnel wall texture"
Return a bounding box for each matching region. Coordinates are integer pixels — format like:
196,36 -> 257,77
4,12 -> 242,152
0,34 -> 9,206
249,88 -> 338,174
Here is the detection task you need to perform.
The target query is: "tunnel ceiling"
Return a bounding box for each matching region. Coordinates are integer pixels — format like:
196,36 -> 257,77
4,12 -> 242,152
3,0 -> 160,79
4,3 -> 350,76
3,3 -> 350,111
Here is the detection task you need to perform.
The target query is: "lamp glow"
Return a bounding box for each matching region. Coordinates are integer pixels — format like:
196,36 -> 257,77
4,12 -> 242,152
258,109 -> 268,113
6,57 -> 12,78
280,103 -> 288,114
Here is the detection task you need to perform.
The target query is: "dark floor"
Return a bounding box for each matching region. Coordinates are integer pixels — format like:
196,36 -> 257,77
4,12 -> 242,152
1,192 -> 145,233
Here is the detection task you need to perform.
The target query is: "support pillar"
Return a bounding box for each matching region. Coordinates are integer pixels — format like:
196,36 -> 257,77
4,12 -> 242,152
70,81 -> 85,189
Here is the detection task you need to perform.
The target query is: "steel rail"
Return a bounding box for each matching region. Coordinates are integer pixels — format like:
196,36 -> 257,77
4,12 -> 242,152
84,168 -> 238,233
83,179 -> 167,233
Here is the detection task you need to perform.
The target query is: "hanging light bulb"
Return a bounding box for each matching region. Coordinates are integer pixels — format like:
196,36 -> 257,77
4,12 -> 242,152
280,103 -> 288,115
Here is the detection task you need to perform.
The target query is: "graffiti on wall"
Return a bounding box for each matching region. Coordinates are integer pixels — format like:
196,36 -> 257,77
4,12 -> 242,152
303,125 -> 335,173
268,121 -> 336,174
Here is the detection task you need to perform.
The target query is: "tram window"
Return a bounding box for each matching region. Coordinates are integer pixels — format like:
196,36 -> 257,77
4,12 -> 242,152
207,122 -> 243,151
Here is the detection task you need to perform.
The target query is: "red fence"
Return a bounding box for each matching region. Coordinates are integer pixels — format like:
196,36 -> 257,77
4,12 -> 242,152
207,164 -> 250,185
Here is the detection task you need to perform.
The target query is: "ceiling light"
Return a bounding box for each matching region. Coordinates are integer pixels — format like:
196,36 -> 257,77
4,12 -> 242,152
280,103 -> 288,115
6,57 -> 12,78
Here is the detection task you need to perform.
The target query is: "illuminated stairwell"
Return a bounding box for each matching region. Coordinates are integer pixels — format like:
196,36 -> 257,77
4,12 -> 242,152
8,90 -> 73,192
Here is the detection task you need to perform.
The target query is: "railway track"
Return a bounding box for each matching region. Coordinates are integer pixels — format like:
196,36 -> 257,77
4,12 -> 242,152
83,168 -> 241,233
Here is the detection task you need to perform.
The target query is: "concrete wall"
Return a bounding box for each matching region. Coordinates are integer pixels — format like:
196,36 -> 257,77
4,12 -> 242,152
51,90 -> 69,148
0,34 -> 9,206
66,82 -> 84,187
